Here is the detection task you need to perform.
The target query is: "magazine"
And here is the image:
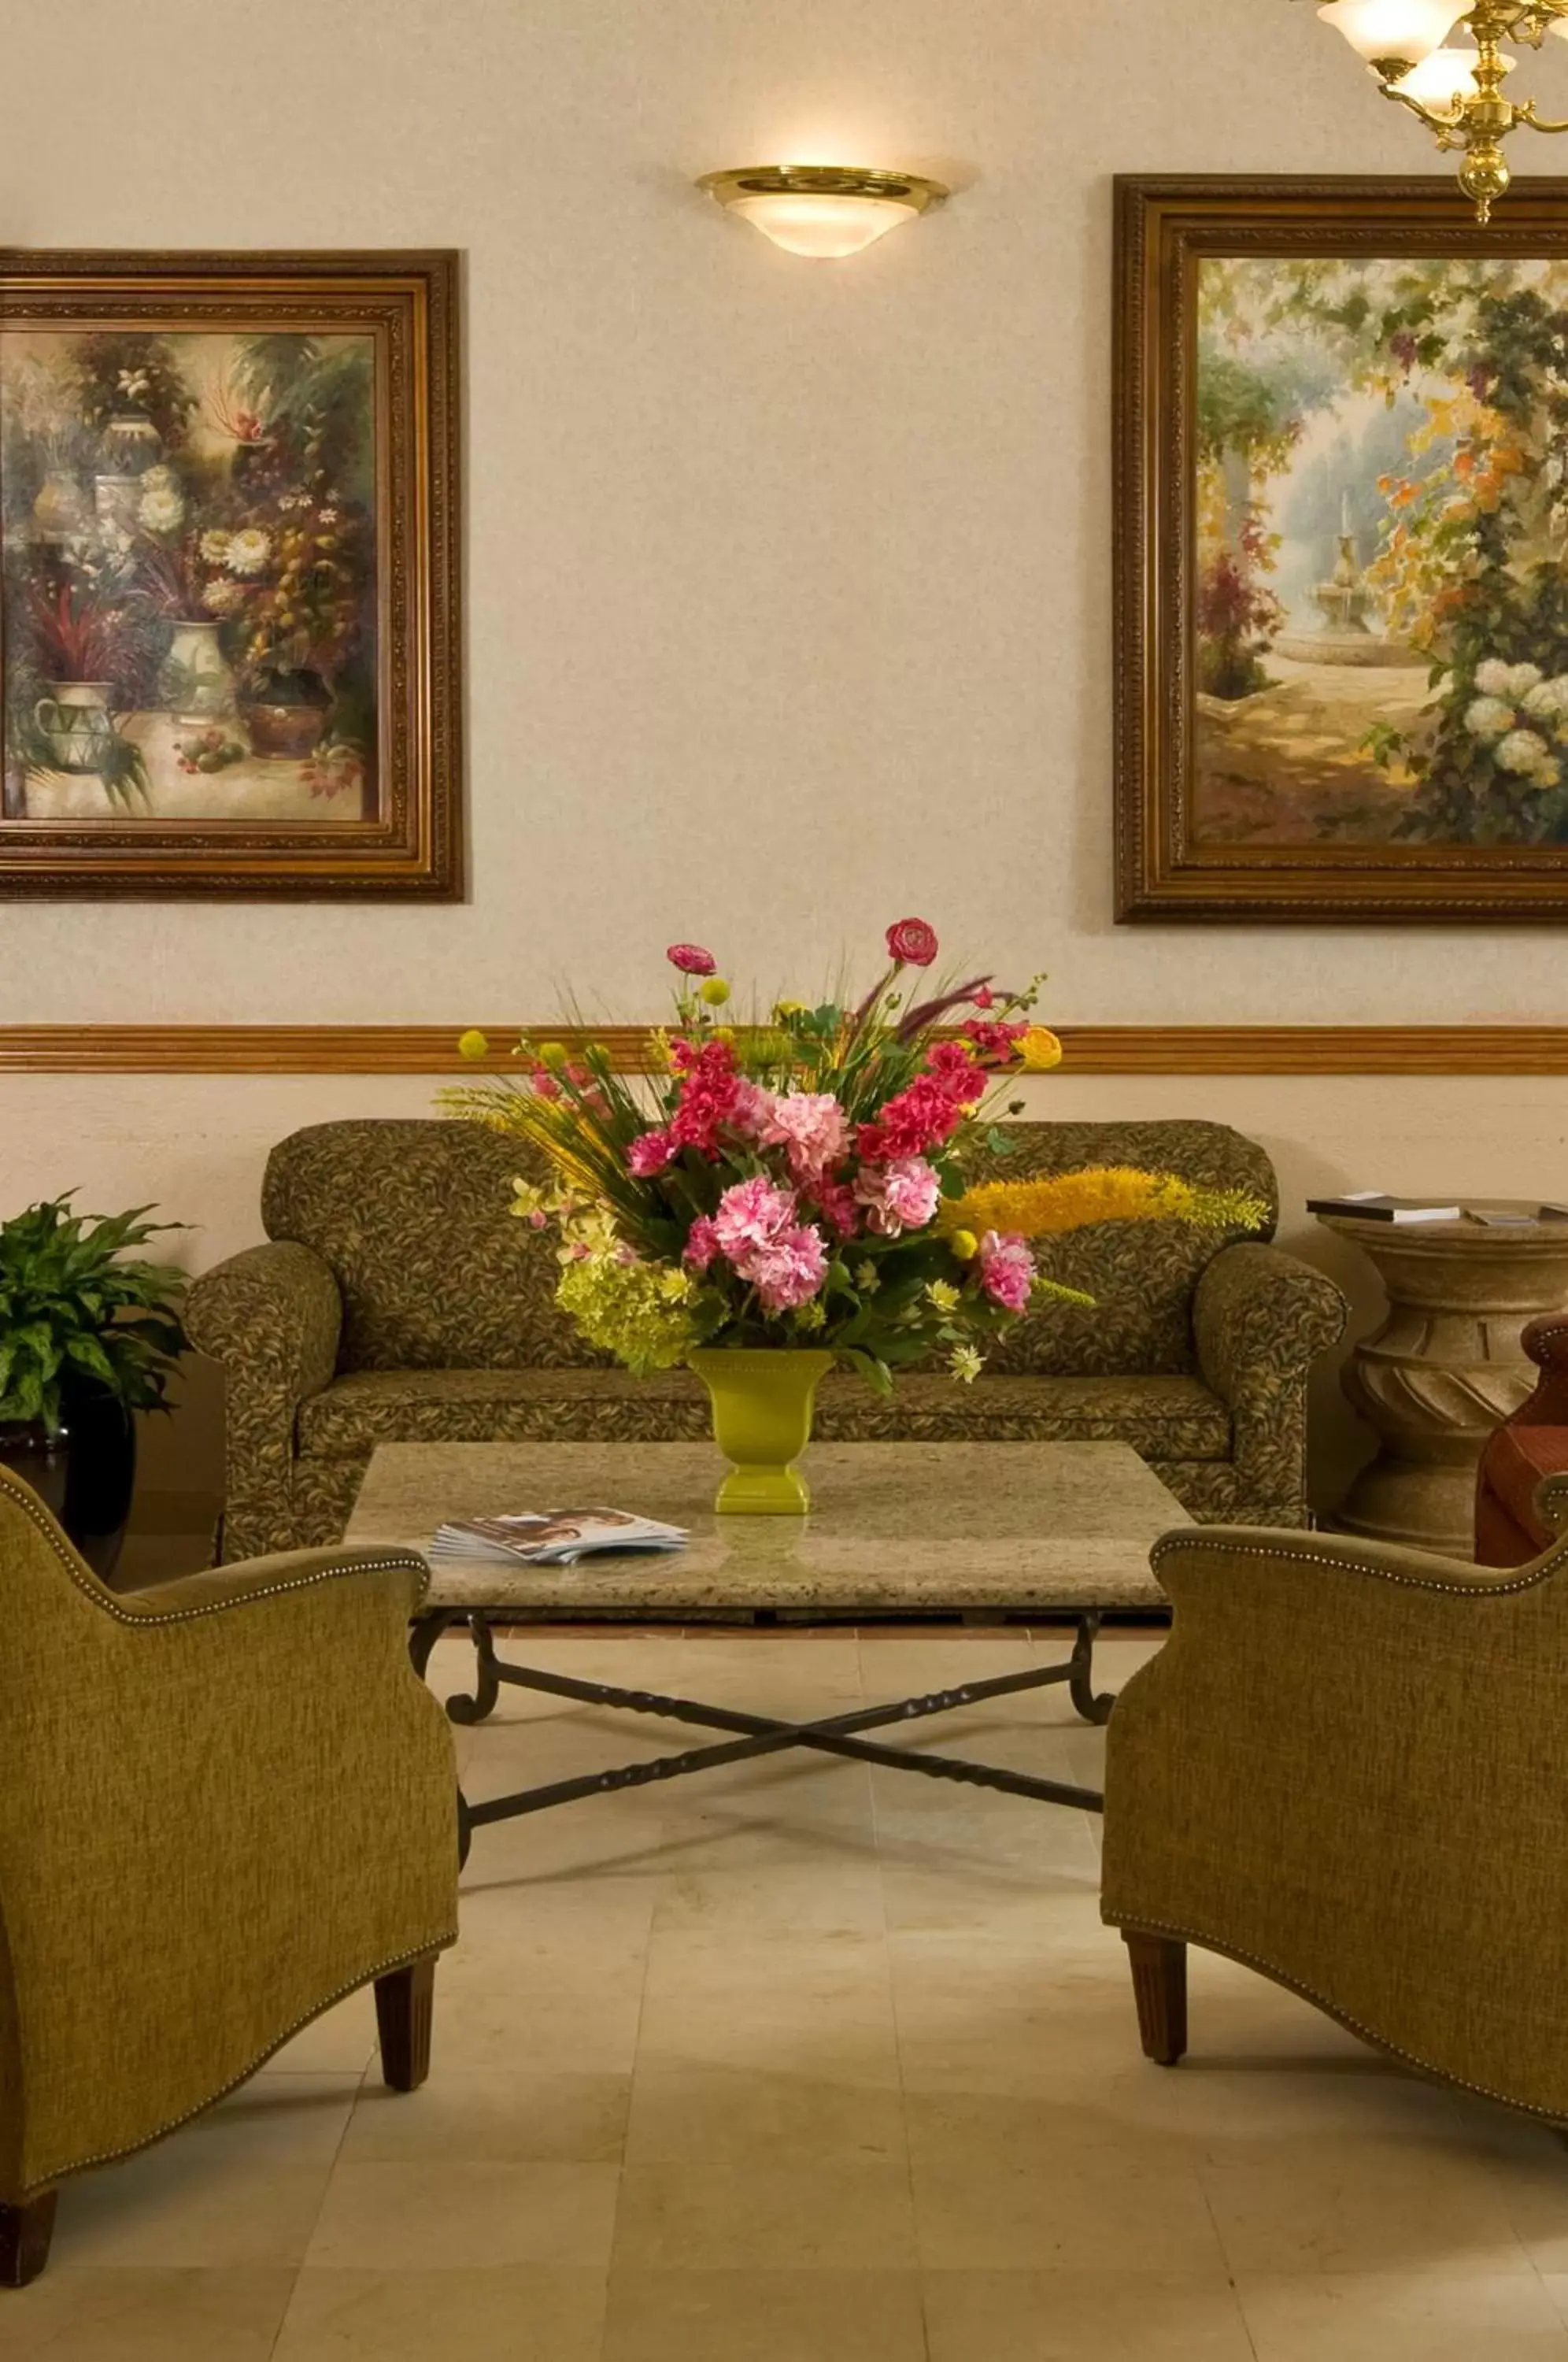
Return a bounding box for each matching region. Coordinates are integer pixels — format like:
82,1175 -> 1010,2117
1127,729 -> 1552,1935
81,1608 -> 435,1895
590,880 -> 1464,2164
427,1506 -> 689,1568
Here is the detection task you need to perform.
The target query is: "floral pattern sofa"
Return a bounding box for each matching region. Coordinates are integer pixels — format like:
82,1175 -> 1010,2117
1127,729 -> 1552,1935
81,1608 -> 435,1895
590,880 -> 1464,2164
187,1117 -> 1347,1563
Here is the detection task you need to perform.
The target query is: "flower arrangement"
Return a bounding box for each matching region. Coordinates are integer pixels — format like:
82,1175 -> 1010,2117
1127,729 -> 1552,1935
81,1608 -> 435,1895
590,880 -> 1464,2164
448,921 -> 1267,1397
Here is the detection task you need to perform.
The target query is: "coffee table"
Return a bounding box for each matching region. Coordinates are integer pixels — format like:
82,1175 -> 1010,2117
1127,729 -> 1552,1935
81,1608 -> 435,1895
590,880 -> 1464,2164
346,1439 -> 1188,1860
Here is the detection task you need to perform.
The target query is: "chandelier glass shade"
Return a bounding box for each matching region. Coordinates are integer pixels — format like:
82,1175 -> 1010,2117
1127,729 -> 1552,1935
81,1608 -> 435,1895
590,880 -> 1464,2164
1315,0 -> 1568,218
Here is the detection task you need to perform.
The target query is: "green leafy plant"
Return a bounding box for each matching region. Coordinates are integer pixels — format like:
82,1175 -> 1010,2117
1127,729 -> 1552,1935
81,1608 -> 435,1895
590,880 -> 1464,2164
0,1198 -> 189,1430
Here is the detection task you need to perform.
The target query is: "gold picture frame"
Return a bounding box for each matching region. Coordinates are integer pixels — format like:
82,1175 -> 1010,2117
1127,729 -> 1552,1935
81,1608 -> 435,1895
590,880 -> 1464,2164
0,249 -> 460,898
1116,176 -> 1568,923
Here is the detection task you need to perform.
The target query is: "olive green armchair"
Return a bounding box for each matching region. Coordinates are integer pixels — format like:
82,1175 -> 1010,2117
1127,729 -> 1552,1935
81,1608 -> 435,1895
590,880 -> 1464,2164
0,1468 -> 459,2287
1102,1509 -> 1568,2124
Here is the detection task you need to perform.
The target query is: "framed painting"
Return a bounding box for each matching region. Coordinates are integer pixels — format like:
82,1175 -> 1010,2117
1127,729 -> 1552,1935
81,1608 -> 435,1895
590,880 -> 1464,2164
1116,176 -> 1568,922
0,250 -> 460,898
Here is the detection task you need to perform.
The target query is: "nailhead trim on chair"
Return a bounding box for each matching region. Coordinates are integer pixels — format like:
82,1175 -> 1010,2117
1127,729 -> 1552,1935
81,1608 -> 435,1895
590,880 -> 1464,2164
0,1468 -> 430,1616
1109,1914 -> 1568,2127
1148,1527 -> 1568,1597
15,1933 -> 460,2201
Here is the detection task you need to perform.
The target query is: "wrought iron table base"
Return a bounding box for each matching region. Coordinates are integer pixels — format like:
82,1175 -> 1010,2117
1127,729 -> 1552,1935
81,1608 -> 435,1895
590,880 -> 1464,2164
410,1611 -> 1113,1868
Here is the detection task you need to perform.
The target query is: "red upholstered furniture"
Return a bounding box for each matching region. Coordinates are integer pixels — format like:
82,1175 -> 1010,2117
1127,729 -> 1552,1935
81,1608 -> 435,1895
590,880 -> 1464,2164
1475,1314 -> 1568,1567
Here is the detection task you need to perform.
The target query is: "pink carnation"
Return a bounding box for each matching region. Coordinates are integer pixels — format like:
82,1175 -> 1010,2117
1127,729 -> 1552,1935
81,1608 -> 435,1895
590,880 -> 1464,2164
627,1127 -> 675,1177
856,1157 -> 941,1238
684,1215 -> 719,1272
668,942 -> 717,976
809,1176 -> 860,1238
760,1090 -> 850,1178
856,1074 -> 965,1164
531,1068 -> 563,1101
749,1223 -> 829,1312
668,1038 -> 743,1157
963,1018 -> 1030,1064
978,1229 -> 1034,1313
713,1175 -> 797,1261
925,1040 -> 986,1101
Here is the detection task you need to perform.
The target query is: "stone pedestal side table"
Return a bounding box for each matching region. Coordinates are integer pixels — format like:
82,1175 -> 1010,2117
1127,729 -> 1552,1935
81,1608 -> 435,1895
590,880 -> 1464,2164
1318,1210 -> 1568,1557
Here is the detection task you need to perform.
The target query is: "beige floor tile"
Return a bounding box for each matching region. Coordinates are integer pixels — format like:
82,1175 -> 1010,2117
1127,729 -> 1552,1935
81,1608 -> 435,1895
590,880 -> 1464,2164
600,2267 -> 927,2360
272,2265 -> 605,2360
430,1926 -> 649,2075
922,2268 -> 1257,2360
905,2090 -> 1224,2271
649,1846 -> 885,1938
889,1926 -> 1161,2097
612,2156 -> 918,2268
624,2060 -> 907,2168
54,2153 -> 332,2271
0,2266 -> 294,2360
1446,2101 -> 1568,2273
340,2068 -> 630,2164
269,1987 -> 380,2075
1193,2118 -> 1534,2276
305,2161 -> 619,2269
1238,2269 -> 1568,2357
636,1929 -> 900,2085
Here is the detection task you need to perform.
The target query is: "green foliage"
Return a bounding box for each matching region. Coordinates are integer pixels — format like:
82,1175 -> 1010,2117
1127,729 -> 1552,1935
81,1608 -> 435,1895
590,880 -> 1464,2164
0,1197 -> 189,1431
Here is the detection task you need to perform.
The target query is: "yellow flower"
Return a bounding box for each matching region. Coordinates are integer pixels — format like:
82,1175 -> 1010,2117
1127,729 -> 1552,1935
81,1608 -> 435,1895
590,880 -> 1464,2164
793,1298 -> 827,1331
926,1279 -> 962,1313
457,1028 -> 490,1061
947,1229 -> 979,1262
1019,1026 -> 1063,1072
699,977 -> 731,1006
854,1261 -> 882,1294
942,1169 -> 1269,1241
538,1041 -> 570,1071
774,999 -> 808,1021
949,1343 -> 984,1384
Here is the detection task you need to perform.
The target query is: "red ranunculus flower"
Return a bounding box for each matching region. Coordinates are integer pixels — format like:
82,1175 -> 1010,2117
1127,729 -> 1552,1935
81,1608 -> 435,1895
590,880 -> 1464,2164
886,916 -> 939,967
668,942 -> 717,976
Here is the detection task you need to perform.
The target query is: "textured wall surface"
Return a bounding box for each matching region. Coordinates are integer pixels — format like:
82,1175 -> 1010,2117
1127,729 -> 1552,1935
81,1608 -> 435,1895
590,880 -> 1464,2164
4,0 -> 1568,1509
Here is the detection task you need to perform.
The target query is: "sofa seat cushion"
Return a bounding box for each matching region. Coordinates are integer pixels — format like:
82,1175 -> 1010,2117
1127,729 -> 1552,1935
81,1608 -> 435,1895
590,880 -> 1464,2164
296,1365 -> 1233,1464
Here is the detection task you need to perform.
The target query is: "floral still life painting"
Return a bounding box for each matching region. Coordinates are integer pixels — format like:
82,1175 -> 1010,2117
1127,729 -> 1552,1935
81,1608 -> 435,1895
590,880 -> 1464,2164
1116,177 -> 1568,921
0,252 -> 459,898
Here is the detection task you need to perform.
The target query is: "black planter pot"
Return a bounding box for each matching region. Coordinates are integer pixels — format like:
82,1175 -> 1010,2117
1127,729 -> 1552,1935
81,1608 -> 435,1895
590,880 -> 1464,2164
0,1381 -> 136,1581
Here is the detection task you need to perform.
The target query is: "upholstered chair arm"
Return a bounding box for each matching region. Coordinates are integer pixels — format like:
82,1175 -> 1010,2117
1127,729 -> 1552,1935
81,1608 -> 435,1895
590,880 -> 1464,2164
1102,1523 -> 1568,2119
1193,1243 -> 1348,1525
0,1504 -> 457,2205
185,1242 -> 343,1561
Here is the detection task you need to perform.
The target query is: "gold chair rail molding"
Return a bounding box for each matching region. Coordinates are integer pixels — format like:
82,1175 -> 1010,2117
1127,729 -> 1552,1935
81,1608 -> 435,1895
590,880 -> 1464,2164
1,1025 -> 1567,1075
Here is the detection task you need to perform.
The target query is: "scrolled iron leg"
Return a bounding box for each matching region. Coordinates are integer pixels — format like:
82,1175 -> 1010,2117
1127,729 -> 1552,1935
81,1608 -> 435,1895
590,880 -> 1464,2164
408,1611 -> 455,1683
446,1614 -> 501,1727
1067,1612 -> 1115,1726
457,1787 -> 473,1871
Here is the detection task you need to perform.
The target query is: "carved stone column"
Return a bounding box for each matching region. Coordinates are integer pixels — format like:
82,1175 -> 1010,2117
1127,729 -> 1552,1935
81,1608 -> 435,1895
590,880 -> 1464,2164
1318,1213 -> 1568,1557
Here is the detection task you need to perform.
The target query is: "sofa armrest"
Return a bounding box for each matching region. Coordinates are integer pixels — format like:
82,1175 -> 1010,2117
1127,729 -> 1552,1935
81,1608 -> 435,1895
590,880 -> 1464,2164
1193,1242 -> 1348,1525
1100,1522 -> 1568,2112
186,1242 -> 342,1561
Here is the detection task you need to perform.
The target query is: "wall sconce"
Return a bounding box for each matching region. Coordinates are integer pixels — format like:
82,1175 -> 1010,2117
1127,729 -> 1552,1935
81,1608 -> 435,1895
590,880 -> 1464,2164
696,165 -> 950,258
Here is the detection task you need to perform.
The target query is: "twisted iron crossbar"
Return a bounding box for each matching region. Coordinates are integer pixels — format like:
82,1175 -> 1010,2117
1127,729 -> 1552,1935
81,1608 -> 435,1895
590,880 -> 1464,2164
409,1609 -> 1113,1866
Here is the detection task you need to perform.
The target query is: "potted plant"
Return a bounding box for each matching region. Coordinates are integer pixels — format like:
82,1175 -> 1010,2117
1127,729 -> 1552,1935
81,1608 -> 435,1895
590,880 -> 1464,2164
0,1198 -> 188,1579
447,921 -> 1267,1515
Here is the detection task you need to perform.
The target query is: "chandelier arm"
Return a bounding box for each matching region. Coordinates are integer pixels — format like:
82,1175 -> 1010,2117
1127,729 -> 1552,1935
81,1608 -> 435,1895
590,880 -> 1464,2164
1517,98 -> 1568,129
1378,80 -> 1468,131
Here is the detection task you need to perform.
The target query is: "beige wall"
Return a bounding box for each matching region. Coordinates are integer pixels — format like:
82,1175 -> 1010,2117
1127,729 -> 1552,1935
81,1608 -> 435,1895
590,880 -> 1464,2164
5,0 -> 1568,1516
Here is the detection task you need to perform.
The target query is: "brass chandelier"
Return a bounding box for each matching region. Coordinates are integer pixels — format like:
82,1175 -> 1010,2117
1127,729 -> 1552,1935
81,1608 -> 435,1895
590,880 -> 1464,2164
1317,0 -> 1568,218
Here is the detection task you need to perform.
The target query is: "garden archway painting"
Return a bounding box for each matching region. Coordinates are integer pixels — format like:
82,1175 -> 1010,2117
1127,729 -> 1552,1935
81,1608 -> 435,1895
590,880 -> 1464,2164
1116,178 -> 1568,921
0,252 -> 460,898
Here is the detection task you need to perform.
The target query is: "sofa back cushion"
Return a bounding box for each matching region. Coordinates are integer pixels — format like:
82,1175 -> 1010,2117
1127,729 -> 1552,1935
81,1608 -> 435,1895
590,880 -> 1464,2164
966,1120 -> 1275,1376
262,1115 -> 1276,1377
263,1120 -> 600,1371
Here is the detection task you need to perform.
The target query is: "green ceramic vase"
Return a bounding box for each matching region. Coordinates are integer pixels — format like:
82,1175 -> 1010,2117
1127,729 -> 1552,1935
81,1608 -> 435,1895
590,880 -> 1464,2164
688,1347 -> 834,1516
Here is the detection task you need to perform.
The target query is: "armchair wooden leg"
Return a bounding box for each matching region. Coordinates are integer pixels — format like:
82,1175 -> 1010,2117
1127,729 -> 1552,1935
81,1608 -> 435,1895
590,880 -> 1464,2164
1,2194 -> 57,2288
375,1957 -> 436,2093
1123,1931 -> 1188,2067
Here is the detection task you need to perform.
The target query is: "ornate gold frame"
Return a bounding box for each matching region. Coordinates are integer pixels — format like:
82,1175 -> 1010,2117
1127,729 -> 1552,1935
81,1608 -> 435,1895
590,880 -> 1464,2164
0,249 -> 461,898
1115,176 -> 1568,923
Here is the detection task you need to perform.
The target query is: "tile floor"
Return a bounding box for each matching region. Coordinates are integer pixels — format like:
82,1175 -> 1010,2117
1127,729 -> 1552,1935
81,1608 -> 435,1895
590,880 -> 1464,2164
7,1624 -> 1568,2359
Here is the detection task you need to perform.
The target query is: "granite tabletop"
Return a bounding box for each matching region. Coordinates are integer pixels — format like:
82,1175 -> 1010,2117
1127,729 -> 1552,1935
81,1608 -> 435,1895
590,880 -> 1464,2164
345,1440 -> 1188,1612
